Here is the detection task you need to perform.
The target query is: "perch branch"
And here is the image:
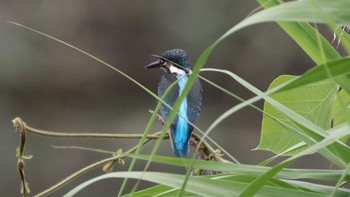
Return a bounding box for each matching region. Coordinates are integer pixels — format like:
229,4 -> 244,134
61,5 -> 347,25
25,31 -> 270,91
191,133 -> 231,164
12,117 -> 167,139
12,116 -> 230,196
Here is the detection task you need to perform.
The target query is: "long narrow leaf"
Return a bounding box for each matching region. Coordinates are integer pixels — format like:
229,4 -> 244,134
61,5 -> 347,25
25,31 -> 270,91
277,57 -> 350,93
258,0 -> 341,63
130,154 -> 350,182
64,171 -> 329,197
258,0 -> 350,94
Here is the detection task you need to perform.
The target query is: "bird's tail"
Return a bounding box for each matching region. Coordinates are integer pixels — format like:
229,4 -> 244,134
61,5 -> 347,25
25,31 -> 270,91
172,140 -> 189,157
168,129 -> 189,157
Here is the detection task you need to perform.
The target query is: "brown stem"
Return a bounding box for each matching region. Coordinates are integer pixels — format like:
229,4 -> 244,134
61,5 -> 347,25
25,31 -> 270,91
13,117 -> 30,196
12,116 -> 229,195
12,117 -> 167,139
34,138 -> 153,197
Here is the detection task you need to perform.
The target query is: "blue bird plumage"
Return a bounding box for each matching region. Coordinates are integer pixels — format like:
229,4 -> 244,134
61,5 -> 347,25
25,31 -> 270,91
145,49 -> 202,157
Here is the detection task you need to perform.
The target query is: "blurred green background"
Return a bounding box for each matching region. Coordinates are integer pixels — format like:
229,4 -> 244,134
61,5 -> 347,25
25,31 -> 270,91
1,1 -> 337,196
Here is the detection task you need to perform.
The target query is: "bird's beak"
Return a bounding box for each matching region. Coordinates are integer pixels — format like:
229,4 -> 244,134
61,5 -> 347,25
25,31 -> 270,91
145,60 -> 161,69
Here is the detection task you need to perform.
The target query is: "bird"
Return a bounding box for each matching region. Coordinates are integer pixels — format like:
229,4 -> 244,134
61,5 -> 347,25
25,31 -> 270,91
145,49 -> 202,157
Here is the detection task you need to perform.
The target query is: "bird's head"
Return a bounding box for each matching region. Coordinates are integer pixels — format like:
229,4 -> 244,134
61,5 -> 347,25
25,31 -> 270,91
145,49 -> 191,75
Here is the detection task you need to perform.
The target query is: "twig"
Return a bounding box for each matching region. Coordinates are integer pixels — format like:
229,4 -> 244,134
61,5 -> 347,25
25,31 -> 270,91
13,117 -> 30,196
34,139 -> 153,197
191,133 -> 231,164
190,133 -> 231,176
12,116 -> 230,196
149,110 -> 165,124
12,117 -> 167,139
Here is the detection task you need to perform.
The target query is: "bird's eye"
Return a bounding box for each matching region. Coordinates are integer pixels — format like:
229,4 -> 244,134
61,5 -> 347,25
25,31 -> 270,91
159,59 -> 165,64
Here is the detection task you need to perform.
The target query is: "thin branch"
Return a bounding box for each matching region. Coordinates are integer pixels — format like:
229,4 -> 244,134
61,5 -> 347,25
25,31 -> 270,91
191,133 -> 231,164
12,117 -> 166,139
13,117 -> 30,196
51,145 -> 116,154
34,138 -> 153,197
12,116 -> 229,196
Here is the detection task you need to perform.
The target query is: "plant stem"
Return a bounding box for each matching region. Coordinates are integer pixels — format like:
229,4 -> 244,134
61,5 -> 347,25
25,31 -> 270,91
12,117 -> 165,139
34,138 -> 153,197
13,117 -> 30,196
12,116 -> 229,196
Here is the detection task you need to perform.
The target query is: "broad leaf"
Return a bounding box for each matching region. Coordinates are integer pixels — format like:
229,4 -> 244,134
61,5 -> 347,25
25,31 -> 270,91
331,90 -> 350,143
332,90 -> 350,127
257,75 -> 337,154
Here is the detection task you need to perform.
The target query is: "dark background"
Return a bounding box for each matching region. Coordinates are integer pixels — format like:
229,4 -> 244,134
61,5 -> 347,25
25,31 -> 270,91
1,1 -> 338,196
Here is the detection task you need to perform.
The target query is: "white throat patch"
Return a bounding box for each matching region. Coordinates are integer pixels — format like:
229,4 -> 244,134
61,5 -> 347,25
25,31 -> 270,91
169,65 -> 186,75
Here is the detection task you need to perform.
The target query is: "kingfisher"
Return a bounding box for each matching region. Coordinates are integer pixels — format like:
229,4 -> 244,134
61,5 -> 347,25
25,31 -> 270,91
145,49 -> 202,157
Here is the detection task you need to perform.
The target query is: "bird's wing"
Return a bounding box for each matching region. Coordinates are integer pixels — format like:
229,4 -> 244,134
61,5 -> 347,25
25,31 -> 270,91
157,74 -> 179,125
158,74 -> 202,132
187,77 -> 203,131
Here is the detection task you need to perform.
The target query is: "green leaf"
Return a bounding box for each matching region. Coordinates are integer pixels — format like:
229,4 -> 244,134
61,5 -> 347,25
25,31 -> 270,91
258,0 -> 341,64
239,161 -> 292,197
131,178 -> 350,197
64,171 -> 332,197
241,122 -> 350,197
332,90 -> 350,128
258,0 -> 350,95
129,154 -> 350,182
124,185 -> 180,197
257,75 -> 337,154
331,89 -> 350,143
285,180 -> 350,197
217,0 -> 350,45
277,57 -> 350,93
65,172 -> 240,197
202,68 -> 348,167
